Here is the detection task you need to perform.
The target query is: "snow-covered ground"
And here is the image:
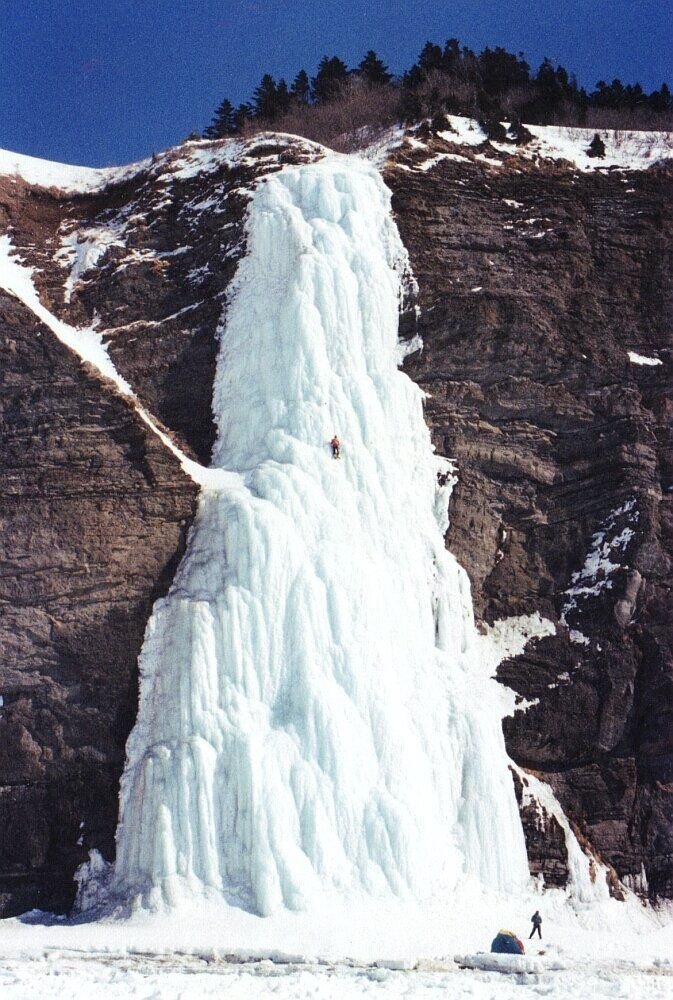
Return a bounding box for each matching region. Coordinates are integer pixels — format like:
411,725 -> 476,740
2,952 -> 673,1000
519,121 -> 673,171
2,893 -> 673,999
0,145 -> 144,191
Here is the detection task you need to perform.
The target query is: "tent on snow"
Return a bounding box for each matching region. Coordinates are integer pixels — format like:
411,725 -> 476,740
491,930 -> 525,955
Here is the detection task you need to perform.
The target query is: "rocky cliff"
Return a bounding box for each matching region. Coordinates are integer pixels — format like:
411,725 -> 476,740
0,121 -> 671,914
388,121 -> 673,899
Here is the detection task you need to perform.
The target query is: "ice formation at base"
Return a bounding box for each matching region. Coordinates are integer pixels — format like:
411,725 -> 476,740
113,154 -> 530,916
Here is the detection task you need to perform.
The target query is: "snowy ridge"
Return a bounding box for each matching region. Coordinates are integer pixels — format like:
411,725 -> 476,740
3,113 -> 670,202
0,134 -> 250,194
0,146 -> 146,192
111,153 -> 531,919
0,138 -> 241,193
0,132 -> 328,199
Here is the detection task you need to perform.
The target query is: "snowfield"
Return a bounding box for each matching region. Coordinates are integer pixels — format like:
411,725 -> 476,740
2,894 -> 673,998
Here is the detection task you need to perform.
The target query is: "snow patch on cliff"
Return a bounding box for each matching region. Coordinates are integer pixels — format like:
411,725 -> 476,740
55,225 -> 128,301
628,350 -> 663,366
474,613 -> 556,718
0,234 -> 132,388
560,499 -> 639,633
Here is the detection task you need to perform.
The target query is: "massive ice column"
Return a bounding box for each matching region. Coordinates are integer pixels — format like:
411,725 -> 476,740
113,155 -> 529,915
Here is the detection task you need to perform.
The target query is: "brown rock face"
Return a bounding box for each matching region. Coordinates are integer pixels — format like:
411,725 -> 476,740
0,293 -> 198,914
0,126 -> 671,914
388,127 -> 673,898
511,768 -> 569,888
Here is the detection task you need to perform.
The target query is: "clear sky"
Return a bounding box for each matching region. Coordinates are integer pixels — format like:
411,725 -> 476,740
1,0 -> 670,167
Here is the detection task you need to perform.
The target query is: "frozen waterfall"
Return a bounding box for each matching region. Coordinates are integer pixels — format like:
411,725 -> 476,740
113,155 -> 529,916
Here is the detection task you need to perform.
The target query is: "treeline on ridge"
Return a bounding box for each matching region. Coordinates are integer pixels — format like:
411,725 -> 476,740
200,40 -> 673,149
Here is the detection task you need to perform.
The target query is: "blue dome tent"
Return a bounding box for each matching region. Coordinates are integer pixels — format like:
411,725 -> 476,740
491,930 -> 525,955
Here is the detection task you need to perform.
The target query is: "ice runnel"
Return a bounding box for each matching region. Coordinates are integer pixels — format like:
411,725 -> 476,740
113,156 -> 529,916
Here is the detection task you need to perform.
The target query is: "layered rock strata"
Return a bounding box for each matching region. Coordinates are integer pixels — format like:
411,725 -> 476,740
389,125 -> 673,898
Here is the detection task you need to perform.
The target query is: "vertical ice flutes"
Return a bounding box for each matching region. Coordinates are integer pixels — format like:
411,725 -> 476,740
113,156 -> 529,915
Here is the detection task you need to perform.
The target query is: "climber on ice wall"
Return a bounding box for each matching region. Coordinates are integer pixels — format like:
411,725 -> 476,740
330,434 -> 340,459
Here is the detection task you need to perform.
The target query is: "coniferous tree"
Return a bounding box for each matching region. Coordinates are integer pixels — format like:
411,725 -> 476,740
253,73 -> 280,119
478,46 -> 529,94
649,82 -> 672,113
234,102 -> 253,131
403,41 -> 445,89
357,50 -> 392,86
275,78 -> 291,116
442,38 -> 461,73
291,69 -> 311,106
203,98 -> 237,138
399,85 -> 424,121
418,41 -> 444,73
626,83 -> 646,109
531,58 -> 570,119
592,78 -> 626,109
311,55 -> 349,102
508,117 -> 533,145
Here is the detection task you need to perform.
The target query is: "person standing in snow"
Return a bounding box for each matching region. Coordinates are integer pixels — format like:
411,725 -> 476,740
330,434 -> 340,459
529,910 -> 542,939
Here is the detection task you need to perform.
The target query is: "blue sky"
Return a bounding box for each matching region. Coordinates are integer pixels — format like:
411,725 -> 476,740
1,0 -> 670,166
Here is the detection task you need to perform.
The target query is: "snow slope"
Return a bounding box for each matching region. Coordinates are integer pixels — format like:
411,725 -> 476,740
110,154 -> 530,920
434,115 -> 673,171
0,137 -> 246,192
0,146 -> 146,192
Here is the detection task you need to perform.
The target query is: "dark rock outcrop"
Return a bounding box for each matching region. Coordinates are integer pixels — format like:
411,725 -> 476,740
0,291 -> 198,914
